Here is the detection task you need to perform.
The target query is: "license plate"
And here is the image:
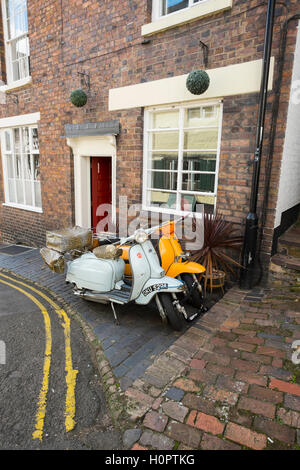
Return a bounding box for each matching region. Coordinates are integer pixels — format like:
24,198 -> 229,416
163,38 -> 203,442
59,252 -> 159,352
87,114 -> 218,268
142,283 -> 168,296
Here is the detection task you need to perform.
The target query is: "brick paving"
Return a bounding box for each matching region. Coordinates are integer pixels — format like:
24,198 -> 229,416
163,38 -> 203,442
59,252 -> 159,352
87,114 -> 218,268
1,246 -> 300,450
126,287 -> 300,450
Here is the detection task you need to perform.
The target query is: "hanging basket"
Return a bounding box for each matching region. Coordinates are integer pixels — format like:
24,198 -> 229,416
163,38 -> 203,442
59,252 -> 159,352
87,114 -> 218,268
186,70 -> 210,95
70,89 -> 88,107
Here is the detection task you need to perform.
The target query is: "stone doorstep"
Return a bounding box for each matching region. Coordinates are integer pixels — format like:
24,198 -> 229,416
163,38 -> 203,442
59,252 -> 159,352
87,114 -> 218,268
270,254 -> 300,272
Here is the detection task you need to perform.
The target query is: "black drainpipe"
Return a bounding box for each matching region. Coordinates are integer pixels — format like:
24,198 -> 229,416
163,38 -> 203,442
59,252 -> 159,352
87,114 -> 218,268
240,0 -> 276,289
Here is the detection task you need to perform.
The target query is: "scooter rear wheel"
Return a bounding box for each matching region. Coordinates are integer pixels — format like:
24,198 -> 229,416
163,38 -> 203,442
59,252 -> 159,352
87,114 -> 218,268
159,293 -> 185,331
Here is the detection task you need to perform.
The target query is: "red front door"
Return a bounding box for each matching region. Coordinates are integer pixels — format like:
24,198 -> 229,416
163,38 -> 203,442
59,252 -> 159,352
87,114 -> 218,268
91,157 -> 112,233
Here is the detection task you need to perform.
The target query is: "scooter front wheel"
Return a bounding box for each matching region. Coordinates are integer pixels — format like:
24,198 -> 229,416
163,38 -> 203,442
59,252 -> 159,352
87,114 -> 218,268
180,273 -> 204,309
159,293 -> 185,331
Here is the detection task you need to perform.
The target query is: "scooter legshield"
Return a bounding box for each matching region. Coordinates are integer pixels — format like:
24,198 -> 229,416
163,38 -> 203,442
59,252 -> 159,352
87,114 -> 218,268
166,261 -> 206,278
134,276 -> 186,305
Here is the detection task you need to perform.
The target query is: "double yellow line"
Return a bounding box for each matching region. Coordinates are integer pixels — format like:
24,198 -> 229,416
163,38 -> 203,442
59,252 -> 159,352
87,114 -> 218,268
0,272 -> 78,441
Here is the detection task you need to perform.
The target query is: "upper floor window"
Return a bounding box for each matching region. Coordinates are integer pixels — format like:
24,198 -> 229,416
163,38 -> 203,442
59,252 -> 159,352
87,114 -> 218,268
1,0 -> 30,85
154,0 -> 206,20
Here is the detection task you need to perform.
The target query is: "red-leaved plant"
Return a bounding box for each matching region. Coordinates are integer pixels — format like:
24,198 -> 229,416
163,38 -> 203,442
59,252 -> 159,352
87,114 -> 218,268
189,211 -> 244,292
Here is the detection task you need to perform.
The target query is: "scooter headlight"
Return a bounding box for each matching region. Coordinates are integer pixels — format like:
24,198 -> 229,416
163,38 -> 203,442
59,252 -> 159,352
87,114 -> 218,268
135,230 -> 148,244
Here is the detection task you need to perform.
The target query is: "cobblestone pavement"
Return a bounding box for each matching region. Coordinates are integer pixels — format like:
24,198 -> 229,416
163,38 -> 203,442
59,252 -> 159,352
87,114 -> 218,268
1,246 -> 299,450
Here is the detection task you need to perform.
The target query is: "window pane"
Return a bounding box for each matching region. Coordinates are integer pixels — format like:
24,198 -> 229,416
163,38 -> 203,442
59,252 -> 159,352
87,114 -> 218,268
162,0 -> 188,15
151,110 -> 179,129
24,154 -> 32,179
184,128 -> 218,150
179,193 -> 215,213
152,132 -> 179,150
11,36 -> 29,81
33,155 -> 40,181
6,0 -> 28,39
34,181 -> 42,208
183,152 -> 216,172
13,128 -> 21,152
148,190 -> 177,209
182,173 -> 215,192
195,194 -> 215,214
16,179 -> 24,204
22,127 -> 30,153
31,128 -> 39,152
8,179 -> 16,202
178,194 -> 197,212
185,106 -> 220,128
151,152 -> 178,171
25,180 -> 32,206
4,131 -> 11,151
5,155 -> 14,178
150,171 -> 177,191
15,154 -> 22,178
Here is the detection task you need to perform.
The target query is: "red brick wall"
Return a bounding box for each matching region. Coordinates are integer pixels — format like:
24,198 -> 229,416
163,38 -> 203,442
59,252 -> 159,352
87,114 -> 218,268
0,6 -> 6,83
0,0 -> 299,254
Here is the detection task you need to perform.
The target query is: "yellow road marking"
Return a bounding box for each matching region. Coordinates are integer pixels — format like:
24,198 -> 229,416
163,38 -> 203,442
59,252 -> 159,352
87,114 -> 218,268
0,273 -> 78,434
0,277 -> 51,442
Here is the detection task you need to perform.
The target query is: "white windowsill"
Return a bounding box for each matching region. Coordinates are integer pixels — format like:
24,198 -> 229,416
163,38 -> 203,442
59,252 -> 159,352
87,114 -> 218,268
142,204 -> 210,218
2,202 -> 43,214
0,112 -> 41,128
142,0 -> 232,36
0,76 -> 32,93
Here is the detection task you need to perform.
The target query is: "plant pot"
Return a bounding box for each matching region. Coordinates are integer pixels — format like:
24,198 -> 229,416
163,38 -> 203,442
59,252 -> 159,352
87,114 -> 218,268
206,269 -> 225,291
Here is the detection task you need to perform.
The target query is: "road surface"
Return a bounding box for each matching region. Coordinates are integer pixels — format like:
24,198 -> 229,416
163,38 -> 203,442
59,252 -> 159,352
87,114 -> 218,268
0,272 -> 122,450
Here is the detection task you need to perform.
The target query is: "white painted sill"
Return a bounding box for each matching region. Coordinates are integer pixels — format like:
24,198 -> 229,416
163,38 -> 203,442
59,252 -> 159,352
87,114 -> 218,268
141,0 -> 232,36
0,76 -> 32,93
2,202 -> 43,214
142,204 -> 212,218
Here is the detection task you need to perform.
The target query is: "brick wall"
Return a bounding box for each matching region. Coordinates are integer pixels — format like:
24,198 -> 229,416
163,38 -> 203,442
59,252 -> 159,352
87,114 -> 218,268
0,6 -> 5,84
0,0 -> 299,254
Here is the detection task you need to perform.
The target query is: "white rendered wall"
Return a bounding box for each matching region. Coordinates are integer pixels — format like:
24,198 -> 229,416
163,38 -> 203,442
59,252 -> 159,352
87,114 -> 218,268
275,22 -> 300,228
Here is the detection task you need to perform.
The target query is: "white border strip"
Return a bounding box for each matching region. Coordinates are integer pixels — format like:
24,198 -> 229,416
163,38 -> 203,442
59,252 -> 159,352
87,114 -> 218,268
109,58 -> 275,111
0,112 -> 41,129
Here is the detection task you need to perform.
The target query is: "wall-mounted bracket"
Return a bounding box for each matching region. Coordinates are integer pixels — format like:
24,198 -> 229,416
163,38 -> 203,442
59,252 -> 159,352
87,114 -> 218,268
8,93 -> 18,105
77,71 -> 90,91
199,41 -> 209,68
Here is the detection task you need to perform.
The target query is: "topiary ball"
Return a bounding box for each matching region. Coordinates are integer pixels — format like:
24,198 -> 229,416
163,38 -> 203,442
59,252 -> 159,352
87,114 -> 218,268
70,89 -> 88,107
186,70 -> 210,95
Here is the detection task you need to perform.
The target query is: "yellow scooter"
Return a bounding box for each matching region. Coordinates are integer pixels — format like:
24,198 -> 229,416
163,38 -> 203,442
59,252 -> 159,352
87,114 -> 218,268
120,219 -> 206,311
155,219 -> 206,309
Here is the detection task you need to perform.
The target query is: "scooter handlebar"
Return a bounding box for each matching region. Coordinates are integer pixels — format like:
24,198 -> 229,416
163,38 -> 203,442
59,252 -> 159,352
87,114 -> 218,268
112,214 -> 192,246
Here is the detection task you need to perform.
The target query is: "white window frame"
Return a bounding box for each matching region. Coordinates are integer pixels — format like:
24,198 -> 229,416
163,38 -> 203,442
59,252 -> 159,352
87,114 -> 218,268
0,122 -> 42,213
1,0 -> 31,88
142,100 -> 223,216
152,0 -> 209,21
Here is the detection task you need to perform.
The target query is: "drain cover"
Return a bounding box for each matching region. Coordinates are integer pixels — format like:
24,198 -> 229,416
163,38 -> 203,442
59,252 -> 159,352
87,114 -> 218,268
0,245 -> 34,256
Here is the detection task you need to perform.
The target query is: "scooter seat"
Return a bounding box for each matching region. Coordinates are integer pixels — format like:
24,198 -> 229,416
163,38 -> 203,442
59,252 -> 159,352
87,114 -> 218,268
93,245 -> 123,260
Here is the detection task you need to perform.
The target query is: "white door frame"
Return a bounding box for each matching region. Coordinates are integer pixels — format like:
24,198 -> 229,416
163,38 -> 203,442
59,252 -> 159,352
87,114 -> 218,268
66,135 -> 117,229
